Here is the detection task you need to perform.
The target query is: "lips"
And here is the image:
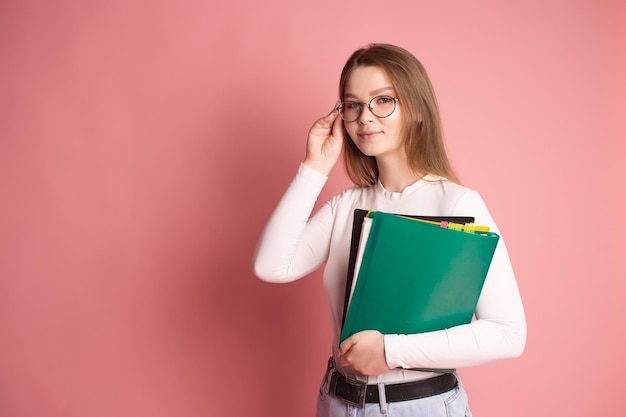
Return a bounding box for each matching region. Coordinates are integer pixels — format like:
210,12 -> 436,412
358,131 -> 381,140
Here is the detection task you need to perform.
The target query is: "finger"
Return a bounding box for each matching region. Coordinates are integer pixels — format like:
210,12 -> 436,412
310,114 -> 335,134
331,111 -> 344,138
337,353 -> 350,368
321,104 -> 340,124
322,110 -> 338,126
339,336 -> 356,356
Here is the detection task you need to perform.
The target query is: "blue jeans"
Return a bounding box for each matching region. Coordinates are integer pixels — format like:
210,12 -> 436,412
316,373 -> 472,417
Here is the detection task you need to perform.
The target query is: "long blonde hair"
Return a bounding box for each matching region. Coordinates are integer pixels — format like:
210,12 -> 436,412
339,44 -> 460,186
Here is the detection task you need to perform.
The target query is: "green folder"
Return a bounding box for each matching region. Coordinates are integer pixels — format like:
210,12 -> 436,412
339,211 -> 500,343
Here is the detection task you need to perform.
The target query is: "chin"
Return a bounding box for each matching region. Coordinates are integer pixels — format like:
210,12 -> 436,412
354,143 -> 378,157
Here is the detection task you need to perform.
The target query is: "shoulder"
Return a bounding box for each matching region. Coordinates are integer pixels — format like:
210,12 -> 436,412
420,176 -> 496,224
440,182 -> 496,229
418,175 -> 480,211
330,182 -> 375,204
318,183 -> 376,223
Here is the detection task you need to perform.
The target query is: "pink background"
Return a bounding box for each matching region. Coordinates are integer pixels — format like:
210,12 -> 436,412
1,1 -> 624,416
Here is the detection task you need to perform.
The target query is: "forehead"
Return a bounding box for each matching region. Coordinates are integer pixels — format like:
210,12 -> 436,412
344,66 -> 394,98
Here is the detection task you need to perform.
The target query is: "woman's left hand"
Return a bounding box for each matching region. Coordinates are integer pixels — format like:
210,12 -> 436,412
338,330 -> 390,376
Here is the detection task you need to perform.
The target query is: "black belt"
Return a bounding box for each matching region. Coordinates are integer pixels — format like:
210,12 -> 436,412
327,362 -> 457,407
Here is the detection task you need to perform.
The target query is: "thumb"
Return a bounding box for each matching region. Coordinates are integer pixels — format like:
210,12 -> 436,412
331,110 -> 345,140
339,335 -> 356,356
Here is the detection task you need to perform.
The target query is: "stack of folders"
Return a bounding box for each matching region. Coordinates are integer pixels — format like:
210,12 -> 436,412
339,210 -> 500,344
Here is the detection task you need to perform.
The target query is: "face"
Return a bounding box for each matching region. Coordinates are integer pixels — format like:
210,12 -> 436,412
342,66 -> 405,163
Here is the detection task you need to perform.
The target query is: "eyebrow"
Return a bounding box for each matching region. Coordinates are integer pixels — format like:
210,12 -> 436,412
344,86 -> 395,99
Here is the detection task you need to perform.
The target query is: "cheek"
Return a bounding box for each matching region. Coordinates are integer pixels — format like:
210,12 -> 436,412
344,126 -> 365,153
387,111 -> 404,126
386,105 -> 404,124
383,116 -> 404,137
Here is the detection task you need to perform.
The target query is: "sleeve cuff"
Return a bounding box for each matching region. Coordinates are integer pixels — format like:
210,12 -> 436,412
383,334 -> 403,369
297,163 -> 329,187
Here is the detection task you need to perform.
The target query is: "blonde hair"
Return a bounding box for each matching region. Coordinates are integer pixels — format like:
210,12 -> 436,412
339,44 -> 460,186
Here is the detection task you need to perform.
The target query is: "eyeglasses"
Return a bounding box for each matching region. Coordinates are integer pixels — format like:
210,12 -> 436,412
336,96 -> 399,122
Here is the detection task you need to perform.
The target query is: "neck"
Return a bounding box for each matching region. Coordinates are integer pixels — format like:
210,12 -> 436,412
376,157 -> 424,193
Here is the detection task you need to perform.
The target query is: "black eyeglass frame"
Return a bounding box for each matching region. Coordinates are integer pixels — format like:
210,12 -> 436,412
335,96 -> 399,122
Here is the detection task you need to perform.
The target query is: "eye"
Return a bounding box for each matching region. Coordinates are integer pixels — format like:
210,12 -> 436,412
376,96 -> 395,104
343,101 -> 360,110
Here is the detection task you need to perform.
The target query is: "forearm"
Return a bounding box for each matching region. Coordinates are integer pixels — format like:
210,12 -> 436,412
253,164 -> 329,282
385,316 -> 526,370
384,238 -> 526,370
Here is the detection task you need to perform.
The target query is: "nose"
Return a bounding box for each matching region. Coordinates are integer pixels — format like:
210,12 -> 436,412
357,103 -> 375,124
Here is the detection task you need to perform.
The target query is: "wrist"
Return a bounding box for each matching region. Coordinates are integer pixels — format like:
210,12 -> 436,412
303,158 -> 333,176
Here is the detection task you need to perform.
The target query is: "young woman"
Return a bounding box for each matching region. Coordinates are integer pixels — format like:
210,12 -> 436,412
253,44 -> 526,417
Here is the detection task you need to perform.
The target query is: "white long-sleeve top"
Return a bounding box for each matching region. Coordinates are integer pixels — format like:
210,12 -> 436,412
253,163 -> 526,384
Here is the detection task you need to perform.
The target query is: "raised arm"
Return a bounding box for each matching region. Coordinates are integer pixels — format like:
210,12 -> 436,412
253,107 -> 345,282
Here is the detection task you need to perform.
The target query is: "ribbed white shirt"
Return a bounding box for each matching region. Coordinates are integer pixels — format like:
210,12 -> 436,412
254,164 -> 526,384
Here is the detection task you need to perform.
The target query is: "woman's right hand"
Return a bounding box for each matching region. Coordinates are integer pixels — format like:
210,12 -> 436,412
303,106 -> 345,176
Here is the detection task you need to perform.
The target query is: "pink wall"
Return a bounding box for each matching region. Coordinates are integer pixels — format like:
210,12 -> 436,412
1,1 -> 624,416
